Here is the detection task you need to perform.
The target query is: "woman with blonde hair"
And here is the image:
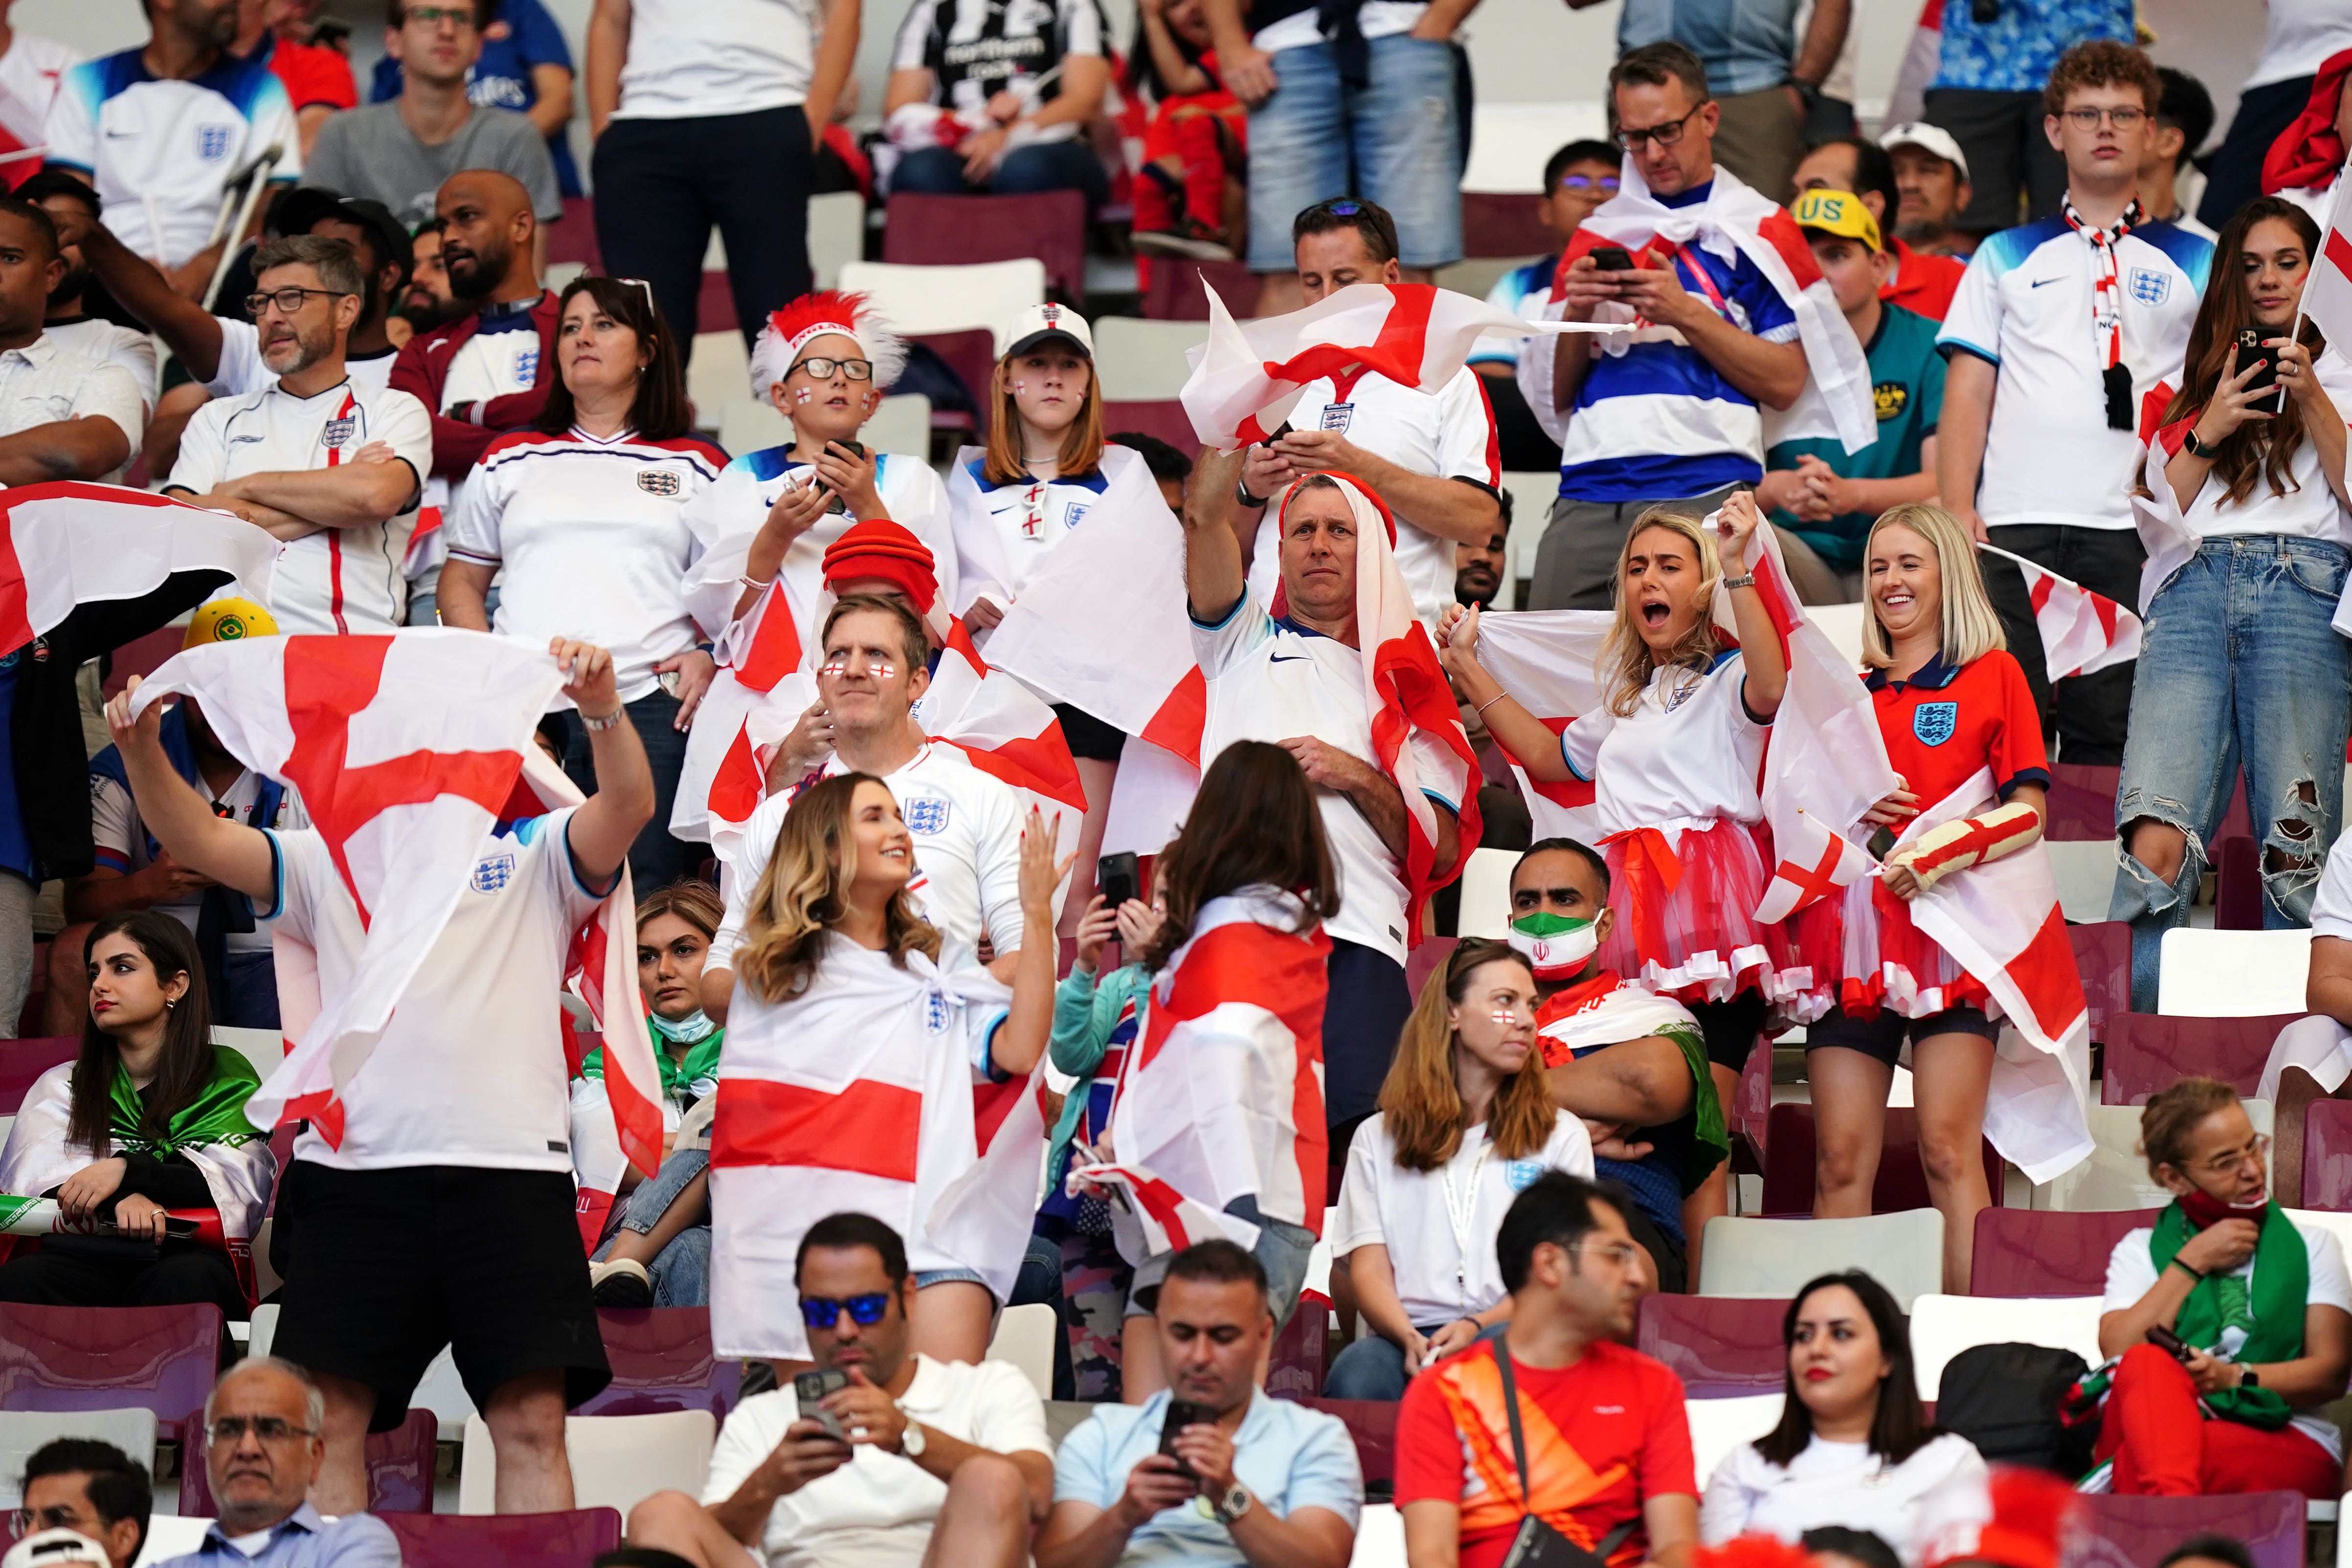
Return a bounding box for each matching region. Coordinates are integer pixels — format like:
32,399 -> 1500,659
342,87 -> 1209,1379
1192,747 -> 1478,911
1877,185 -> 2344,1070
701,772 -> 1067,1364
1325,937 -> 1593,1400
1808,502 -> 2073,1291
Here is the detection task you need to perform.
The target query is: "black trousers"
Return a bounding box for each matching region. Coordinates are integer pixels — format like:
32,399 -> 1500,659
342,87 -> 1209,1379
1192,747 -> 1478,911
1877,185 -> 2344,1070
592,106 -> 814,349
1982,523 -> 2148,767
2199,75 -> 2315,232
0,1241 -> 245,1322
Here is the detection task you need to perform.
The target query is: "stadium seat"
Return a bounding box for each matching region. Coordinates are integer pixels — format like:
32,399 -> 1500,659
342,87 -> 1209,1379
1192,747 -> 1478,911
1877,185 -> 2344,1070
0,1037 -> 76,1114
102,629 -> 186,700
883,192 -> 1087,303
209,1027 -> 282,1080
2077,1490 -> 2305,1568
2040,1101 -> 2273,1212
911,328 -> 999,438
1633,1294 -> 1788,1397
2041,762 -> 2119,842
839,259 -> 1047,351
0,1304 -> 221,1442
1695,1211 -> 1943,1308
133,1515 -> 212,1566
381,1508 -> 623,1568
1404,935 -> 1457,1000
1351,1500 -> 1407,1568
2070,921 -> 2131,1043
0,1408 -> 156,1508
2214,834 -> 2265,931
1459,193 -> 1553,258
1499,472 -> 1554,600
1299,1397 -> 1397,1485
549,197 -> 599,267
2157,928 -> 2313,1016
1971,1207 -> 2160,1296
1101,400 -> 1199,453
807,190 -> 864,291
1096,317 -> 1209,401
2305,1100 -> 2352,1211
2287,1208 -> 2352,1262
717,398 -> 785,458
1140,257 -> 1254,321
2100,1012 -> 2301,1103
1907,1293 -> 2103,1401
1454,846 -> 1517,939
1460,102 -> 1606,196
986,1302 -> 1057,1401
863,394 -> 932,458
2046,839 -> 2119,923
178,1407 -> 433,1516
1267,1295 -> 1325,1401
576,1309 -> 740,1420
410,1347 -> 477,1441
694,271 -> 740,337
1757,1103 -> 2002,1216
1809,603 -> 1866,672
1684,1393 -> 1785,1488
458,1410 -> 715,1518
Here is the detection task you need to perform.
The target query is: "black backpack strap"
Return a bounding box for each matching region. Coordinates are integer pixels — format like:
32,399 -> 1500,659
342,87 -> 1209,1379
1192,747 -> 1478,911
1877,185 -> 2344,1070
1491,1339 -> 1643,1561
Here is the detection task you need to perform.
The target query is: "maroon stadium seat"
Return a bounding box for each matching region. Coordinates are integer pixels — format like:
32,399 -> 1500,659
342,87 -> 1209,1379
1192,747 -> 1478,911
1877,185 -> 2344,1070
1969,1206 -> 2159,1297
2303,1100 -> 2352,1210
910,328 -> 997,439
1266,1296 -> 1326,1401
2069,921 -> 2130,1043
0,1304 -> 221,1442
883,192 -> 1088,302
2043,763 -> 2119,842
576,1308 -> 740,1419
0,1038 -> 78,1114
381,1509 -> 623,1568
2098,1012 -> 2299,1104
1101,400 -> 1200,455
1758,1102 -> 2001,1216
1404,936 -> 1456,1001
2213,835 -> 2264,931
1298,1396 -> 1397,1483
179,1407 -> 435,1515
102,628 -> 186,699
1634,1294 -> 1788,1396
2072,1490 -> 2304,1568
549,197 -> 600,267
696,271 -> 738,337
1142,258 -> 1255,321
1461,193 -> 1552,258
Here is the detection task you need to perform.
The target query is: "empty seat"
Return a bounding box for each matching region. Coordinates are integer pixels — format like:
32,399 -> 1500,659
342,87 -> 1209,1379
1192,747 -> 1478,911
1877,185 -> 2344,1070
0,1409 -> 157,1508
1459,192 -> 1553,258
1907,1293 -> 2104,1401
1267,1296 -> 1325,1401
1453,846 -> 1517,939
687,331 -> 751,428
179,1408 -> 433,1516
2070,921 -> 2132,1043
716,398 -> 786,458
0,1038 -> 77,1114
1141,257 -> 1254,321
986,1302 -> 1057,1402
1696,1211 -> 1944,1309
459,1410 -> 715,1518
1971,1207 -> 2161,1297
381,1508 -> 623,1568
883,192 -> 1088,302
1100,400 -> 1200,455
2101,1012 -> 2301,1103
1095,317 -> 1210,401
2158,929 -> 2314,1017
2041,1102 -> 2274,1213
839,259 -> 1047,351
2042,762 -> 2120,842
1352,1500 -> 1407,1568
2046,840 -> 2120,924
1298,1397 -> 1398,1485
2077,1490 -> 2305,1568
1634,1295 -> 1788,1397
861,394 -> 932,458
1404,936 -> 1458,1001
1684,1393 -> 1786,1488
0,1304 -> 221,1442
2304,1100 -> 2352,1211
911,328 -> 1000,437
1758,1103 -> 2002,1216
575,1309 -> 739,1420
1809,603 -> 1866,672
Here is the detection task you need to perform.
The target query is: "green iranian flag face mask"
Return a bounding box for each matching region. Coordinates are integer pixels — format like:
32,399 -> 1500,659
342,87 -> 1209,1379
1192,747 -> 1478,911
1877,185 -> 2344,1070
1506,912 -> 1598,980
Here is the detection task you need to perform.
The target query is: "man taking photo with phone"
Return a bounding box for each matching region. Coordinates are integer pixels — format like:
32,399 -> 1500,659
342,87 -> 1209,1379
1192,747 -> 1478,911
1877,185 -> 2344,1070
624,1212 -> 1053,1568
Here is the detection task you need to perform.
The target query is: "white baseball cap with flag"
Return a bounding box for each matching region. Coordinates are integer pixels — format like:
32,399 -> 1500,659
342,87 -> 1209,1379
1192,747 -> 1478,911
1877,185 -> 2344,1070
1878,121 -> 1971,183
3,1529 -> 113,1568
1003,302 -> 1093,361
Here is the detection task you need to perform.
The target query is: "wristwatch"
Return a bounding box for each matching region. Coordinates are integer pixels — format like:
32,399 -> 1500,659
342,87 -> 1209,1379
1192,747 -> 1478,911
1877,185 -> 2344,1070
898,1416 -> 927,1458
2182,427 -> 2217,460
1722,572 -> 1756,590
1211,1483 -> 1254,1525
2240,1365 -> 2261,1389
1234,479 -> 1269,510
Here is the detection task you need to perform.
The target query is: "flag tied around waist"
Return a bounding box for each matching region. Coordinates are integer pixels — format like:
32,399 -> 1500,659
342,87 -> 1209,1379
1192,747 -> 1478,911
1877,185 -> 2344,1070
0,481 -> 278,656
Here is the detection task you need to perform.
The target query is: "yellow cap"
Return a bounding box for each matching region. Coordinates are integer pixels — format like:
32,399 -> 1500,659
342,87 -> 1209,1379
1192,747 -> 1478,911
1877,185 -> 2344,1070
182,598 -> 279,650
1790,188 -> 1882,254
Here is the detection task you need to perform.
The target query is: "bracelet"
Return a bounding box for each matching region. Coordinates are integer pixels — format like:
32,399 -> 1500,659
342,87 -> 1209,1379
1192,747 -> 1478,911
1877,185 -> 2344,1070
1475,693 -> 1508,717
1722,571 -> 1756,590
580,707 -> 625,732
738,574 -> 776,591
2171,1258 -> 2206,1282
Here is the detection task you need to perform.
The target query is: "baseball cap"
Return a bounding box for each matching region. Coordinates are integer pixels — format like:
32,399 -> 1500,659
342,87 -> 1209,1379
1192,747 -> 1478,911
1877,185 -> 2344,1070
1791,188 -> 1882,253
1878,121 -> 1971,184
183,597 -> 280,650
3,1529 -> 113,1568
268,187 -> 416,283
1002,302 -> 1093,361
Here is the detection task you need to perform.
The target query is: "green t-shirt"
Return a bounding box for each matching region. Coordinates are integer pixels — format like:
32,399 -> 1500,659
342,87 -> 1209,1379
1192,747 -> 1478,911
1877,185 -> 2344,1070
1766,302 -> 1946,569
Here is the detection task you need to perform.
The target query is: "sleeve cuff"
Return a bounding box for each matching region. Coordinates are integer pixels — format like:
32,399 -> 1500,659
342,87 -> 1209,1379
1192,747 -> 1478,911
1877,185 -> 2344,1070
1939,338 -> 1999,366
1188,593 -> 1247,631
1997,766 -> 2053,800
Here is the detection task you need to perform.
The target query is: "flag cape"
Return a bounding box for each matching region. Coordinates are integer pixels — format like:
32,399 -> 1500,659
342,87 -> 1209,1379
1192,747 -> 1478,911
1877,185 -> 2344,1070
1977,541 -> 2142,679
1178,281 -> 1619,451
0,481 -> 276,656
0,1194 -> 226,1245
1519,161 -> 1876,457
1066,1160 -> 1264,1266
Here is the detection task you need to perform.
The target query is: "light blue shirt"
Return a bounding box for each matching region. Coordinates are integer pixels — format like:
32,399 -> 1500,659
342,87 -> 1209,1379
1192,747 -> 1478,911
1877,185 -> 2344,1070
1617,0 -> 1804,97
1053,1390 -> 1364,1567
156,1504 -> 402,1568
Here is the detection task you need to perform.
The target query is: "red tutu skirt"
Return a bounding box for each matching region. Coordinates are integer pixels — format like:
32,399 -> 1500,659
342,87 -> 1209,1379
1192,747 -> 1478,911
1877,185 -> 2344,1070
1594,818 -> 1779,1005
1779,871 -> 1999,1027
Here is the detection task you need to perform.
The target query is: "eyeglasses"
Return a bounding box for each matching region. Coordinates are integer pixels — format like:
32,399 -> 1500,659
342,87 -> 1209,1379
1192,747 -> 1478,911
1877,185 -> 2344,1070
208,1415 -> 316,1445
403,4 -> 476,28
244,286 -> 352,320
2061,106 -> 2148,130
1616,103 -> 1705,151
1569,1241 -> 1642,1268
1558,174 -> 1621,194
800,1292 -> 892,1329
9,1504 -> 94,1535
2189,1132 -> 2271,1178
789,356 -> 874,382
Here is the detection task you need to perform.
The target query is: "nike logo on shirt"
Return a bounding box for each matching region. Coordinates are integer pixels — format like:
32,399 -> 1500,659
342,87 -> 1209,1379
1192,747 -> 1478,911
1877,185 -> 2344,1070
2030,278 -> 2061,288
1269,653 -> 1312,663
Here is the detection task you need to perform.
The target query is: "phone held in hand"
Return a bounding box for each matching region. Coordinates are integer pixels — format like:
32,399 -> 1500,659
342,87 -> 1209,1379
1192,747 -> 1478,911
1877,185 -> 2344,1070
2236,327 -> 2283,409
794,1368 -> 852,1442
1158,1399 -> 1211,1478
1098,851 -> 1141,911
2144,1323 -> 2198,1365
1588,244 -> 1636,272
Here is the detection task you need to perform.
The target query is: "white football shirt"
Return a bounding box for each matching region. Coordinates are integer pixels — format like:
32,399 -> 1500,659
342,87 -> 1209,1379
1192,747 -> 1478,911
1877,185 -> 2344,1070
206,316 -> 399,399
1561,650 -> 1769,840
949,442 -> 1146,612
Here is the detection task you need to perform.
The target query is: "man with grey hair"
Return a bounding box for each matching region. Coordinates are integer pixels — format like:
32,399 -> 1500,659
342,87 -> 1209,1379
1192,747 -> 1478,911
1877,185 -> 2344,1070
162,234 -> 434,634
151,1358 -> 400,1567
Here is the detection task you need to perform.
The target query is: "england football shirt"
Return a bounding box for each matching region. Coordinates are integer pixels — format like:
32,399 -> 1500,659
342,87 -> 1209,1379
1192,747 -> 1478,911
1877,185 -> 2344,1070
951,442 -> 1147,611
681,445 -> 958,624
207,317 -> 399,398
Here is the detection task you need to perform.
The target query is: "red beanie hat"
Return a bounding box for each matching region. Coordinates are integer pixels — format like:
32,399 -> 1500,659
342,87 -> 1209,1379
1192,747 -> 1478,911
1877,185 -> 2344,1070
822,519 -> 939,612
1925,1466 -> 2076,1568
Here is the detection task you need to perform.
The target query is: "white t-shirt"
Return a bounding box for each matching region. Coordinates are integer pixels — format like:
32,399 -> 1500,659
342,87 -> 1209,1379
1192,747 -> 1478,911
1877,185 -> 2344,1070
613,0 -> 816,120
2251,0 -> 2352,88
2311,836 -> 2352,938
949,443 -> 1146,612
1938,216 -> 2211,532
1331,1111 -> 1593,1326
2168,351 -> 2352,546
2102,1217 -> 2352,1458
165,375 -> 433,635
1701,1433 -> 1988,1564
444,426 -> 727,704
1192,592 -> 1467,964
1245,368 -> 1503,630
1562,651 -> 1769,840
46,315 -> 158,412
259,810 -> 605,1171
1252,0 -> 1429,53
92,765 -> 306,954
719,742 -> 1028,960
206,317 -> 399,400
0,29 -> 78,151
701,1356 -> 1052,1568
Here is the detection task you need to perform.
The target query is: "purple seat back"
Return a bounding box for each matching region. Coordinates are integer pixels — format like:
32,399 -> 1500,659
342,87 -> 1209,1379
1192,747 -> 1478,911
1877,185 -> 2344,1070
179,1407 -> 435,1515
1297,1396 -> 1397,1483
2069,922 -> 2131,1043
2304,1099 -> 2352,1210
1970,1207 -> 2160,1297
883,192 -> 1089,301
0,1304 -> 221,1441
2071,1491 -> 2305,1568
381,1509 -> 622,1568
1404,936 -> 1456,1000
1633,1295 -> 1788,1396
1102,400 -> 1201,455
1461,193 -> 1553,257
2044,764 -> 2120,842
576,1308 -> 739,1419
1142,258 -> 1254,320
0,1038 -> 78,1114
1267,1297 -> 1326,1401
2099,1012 -> 2299,1104
1759,1103 -> 2001,1216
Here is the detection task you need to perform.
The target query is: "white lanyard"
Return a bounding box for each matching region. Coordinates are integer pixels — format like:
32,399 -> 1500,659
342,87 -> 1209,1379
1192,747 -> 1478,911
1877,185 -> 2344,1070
1438,1135 -> 1493,1298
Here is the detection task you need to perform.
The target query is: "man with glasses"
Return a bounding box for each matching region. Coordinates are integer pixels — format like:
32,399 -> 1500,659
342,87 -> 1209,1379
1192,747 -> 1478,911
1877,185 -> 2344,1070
1937,41 -> 2209,767
150,1359 -> 399,1567
14,1439 -> 151,1568
626,1211 -> 1052,1568
164,234 -> 431,634
1471,139 -> 1620,471
1394,1170 -> 1697,1568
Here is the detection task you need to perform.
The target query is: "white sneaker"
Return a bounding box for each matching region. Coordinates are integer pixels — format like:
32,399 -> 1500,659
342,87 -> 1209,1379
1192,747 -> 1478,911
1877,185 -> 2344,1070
589,1257 -> 653,1308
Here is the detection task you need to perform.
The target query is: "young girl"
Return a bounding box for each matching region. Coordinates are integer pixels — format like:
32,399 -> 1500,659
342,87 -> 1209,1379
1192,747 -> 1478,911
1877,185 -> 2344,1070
704,775 -> 1066,1365
1124,0 -> 1247,264
0,912 -> 272,1318
1327,938 -> 1594,1401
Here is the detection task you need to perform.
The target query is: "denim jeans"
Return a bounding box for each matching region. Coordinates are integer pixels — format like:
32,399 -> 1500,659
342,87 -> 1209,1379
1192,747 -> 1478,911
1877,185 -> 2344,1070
1323,1330 -> 1441,1400
1243,32 -> 1462,271
2111,537 -> 2352,1007
892,140 -> 1109,207
558,685 -> 695,888
592,1147 -> 709,1308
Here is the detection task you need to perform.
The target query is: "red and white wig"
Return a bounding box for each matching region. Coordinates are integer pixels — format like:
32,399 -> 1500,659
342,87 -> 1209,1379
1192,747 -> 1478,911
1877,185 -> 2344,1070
747,290 -> 909,398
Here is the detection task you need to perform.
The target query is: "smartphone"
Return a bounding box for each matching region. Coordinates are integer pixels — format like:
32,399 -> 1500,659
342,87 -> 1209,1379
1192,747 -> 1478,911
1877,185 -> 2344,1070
1158,1399 -> 1211,1477
812,439 -> 867,513
2144,1324 -> 2198,1365
793,1368 -> 852,1442
1256,421 -> 1294,449
1589,244 -> 1636,272
2236,327 -> 2283,407
1098,851 -> 1141,911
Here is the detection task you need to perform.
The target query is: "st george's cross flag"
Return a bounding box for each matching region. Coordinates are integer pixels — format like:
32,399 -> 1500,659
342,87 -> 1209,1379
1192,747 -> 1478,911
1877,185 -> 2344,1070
1754,807 -> 1876,924
1977,541 -> 2142,680
0,482 -> 277,655
128,630 -> 667,1180
2299,175 -> 2352,360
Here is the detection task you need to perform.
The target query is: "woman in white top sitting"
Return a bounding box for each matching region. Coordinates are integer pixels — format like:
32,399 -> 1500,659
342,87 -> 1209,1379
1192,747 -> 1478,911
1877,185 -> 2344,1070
1702,1270 -> 1984,1563
1325,936 -> 1594,1401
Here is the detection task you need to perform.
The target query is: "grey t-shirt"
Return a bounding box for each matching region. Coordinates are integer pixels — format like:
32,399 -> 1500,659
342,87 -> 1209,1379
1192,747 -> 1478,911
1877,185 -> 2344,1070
305,102 -> 563,229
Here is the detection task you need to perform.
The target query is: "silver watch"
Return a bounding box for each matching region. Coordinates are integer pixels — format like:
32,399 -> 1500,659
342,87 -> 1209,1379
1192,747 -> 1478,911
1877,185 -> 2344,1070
898,1415 -> 926,1458
1211,1482 -> 1253,1525
1721,571 -> 1756,590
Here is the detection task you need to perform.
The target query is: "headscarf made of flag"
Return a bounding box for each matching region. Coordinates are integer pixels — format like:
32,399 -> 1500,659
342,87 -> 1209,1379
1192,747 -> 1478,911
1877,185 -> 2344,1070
0,481 -> 277,656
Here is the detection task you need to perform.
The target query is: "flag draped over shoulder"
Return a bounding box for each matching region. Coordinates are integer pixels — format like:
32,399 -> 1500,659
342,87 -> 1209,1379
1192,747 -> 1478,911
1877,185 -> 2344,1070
0,481 -> 277,655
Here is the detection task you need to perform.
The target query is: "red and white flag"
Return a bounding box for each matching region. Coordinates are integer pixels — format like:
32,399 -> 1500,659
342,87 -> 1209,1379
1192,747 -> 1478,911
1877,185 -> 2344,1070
1066,1160 -> 1264,1258
127,630 -> 664,1180
1977,541 -> 2142,679
1754,807 -> 1874,923
2300,175 -> 2352,355
0,481 -> 276,654
1179,282 -> 1619,451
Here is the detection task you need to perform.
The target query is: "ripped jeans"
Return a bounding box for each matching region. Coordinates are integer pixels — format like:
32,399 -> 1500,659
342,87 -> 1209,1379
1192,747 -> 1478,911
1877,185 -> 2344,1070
2112,536 -> 2352,1007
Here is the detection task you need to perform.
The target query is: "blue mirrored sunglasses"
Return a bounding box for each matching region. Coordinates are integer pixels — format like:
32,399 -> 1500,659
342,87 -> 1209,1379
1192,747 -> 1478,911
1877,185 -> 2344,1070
800,1291 -> 892,1329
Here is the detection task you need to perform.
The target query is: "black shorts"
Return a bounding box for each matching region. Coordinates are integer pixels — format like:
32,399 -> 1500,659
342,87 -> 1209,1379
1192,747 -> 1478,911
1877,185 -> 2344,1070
270,1162 -> 610,1431
1050,703 -> 1128,763
1688,990 -> 1769,1074
1806,1004 -> 2000,1066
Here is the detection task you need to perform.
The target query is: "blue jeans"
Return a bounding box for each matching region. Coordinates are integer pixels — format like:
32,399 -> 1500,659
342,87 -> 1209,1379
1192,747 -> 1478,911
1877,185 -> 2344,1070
1244,31 -> 1462,271
2111,537 -> 2352,1007
892,140 -> 1109,207
559,685 -> 695,888
1324,1331 -> 1437,1400
592,1147 -> 709,1308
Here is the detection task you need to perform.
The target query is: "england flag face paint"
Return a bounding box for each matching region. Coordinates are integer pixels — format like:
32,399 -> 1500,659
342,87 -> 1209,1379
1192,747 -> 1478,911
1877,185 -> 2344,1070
795,387 -> 813,404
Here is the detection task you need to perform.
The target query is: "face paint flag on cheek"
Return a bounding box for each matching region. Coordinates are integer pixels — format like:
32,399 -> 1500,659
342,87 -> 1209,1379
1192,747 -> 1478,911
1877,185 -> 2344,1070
872,661 -> 895,680
1506,912 -> 1599,981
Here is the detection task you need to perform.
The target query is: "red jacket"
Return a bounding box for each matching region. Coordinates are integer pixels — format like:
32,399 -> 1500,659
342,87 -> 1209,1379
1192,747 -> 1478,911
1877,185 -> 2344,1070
390,290 -> 560,479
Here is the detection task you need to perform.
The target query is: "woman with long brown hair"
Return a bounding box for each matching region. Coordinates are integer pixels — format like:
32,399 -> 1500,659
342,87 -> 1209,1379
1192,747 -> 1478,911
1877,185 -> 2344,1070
2116,195 -> 2352,1009
1324,937 -> 1592,1401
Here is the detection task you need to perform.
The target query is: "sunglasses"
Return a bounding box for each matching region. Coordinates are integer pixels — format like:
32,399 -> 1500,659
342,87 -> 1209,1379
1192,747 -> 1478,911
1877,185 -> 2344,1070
800,1291 -> 892,1329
